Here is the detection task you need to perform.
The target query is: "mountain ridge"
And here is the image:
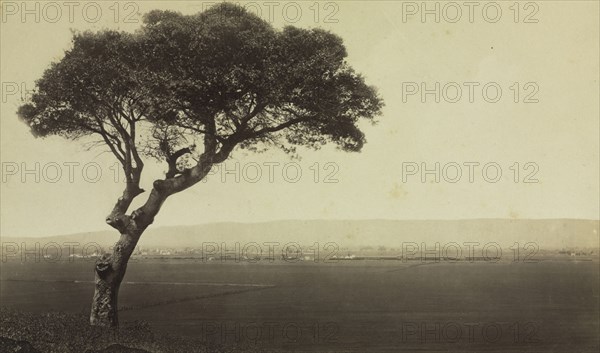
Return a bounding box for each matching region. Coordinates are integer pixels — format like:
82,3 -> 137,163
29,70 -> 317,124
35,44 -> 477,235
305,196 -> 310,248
1,219 -> 598,249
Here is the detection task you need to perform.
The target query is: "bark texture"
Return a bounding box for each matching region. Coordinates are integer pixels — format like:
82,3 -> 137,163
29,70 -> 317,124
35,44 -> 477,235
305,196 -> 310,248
90,229 -> 143,327
90,143 -> 231,327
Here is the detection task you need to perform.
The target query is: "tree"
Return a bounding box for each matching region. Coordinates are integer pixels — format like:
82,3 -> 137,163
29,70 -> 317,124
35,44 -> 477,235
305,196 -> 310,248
18,3 -> 383,327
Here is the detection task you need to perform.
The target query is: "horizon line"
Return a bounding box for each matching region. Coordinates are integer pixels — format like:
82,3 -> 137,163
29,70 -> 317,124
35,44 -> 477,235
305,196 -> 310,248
2,217 -> 598,239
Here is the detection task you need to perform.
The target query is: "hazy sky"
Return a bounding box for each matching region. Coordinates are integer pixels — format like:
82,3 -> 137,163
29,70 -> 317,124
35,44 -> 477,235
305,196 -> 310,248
1,1 -> 599,237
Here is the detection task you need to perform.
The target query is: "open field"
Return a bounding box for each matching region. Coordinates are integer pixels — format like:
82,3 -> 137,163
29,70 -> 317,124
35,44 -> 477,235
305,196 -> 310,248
1,259 -> 598,352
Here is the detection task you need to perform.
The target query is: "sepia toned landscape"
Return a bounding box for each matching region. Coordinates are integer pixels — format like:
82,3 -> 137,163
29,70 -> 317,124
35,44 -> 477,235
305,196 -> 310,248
2,219 -> 599,352
1,1 -> 599,352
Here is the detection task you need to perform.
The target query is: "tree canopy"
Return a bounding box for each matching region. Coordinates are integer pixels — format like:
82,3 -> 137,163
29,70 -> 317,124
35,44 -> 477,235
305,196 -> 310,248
18,3 -> 383,229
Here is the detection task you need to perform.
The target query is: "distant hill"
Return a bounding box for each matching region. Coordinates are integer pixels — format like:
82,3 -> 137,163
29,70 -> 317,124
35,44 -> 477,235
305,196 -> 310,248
1,219 -> 598,250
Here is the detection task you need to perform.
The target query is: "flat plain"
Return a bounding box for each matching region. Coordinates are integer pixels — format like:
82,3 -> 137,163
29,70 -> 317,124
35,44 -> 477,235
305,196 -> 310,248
1,258 -> 598,352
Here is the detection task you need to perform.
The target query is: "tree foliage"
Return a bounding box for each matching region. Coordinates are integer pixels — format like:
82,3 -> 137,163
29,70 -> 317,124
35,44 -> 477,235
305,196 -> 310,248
19,3 -> 383,208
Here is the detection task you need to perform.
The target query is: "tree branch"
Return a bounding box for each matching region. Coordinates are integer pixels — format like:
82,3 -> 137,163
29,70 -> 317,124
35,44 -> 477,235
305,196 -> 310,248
165,147 -> 192,179
102,104 -> 146,232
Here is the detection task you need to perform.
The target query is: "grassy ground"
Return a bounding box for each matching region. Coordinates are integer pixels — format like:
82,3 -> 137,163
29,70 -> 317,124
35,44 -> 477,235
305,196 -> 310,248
2,260 -> 599,352
0,309 -> 271,353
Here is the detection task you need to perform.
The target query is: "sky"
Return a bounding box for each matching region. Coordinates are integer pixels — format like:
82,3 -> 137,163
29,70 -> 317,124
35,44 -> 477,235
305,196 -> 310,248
1,1 -> 599,237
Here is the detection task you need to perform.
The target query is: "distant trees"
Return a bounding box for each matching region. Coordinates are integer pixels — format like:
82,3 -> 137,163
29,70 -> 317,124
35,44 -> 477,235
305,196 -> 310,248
18,3 -> 383,327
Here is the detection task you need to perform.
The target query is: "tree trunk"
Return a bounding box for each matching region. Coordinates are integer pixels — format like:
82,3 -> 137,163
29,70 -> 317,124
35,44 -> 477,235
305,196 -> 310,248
90,228 -> 143,327
88,144 -> 229,327
90,268 -> 121,327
